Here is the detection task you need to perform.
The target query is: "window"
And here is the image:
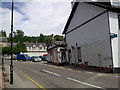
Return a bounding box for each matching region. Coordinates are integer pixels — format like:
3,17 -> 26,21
77,47 -> 82,62
44,47 -> 46,50
39,47 -> 42,50
33,45 -> 36,50
118,14 -> 120,29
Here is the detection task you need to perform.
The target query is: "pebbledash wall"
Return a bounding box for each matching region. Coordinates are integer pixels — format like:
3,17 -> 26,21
64,2 -> 119,72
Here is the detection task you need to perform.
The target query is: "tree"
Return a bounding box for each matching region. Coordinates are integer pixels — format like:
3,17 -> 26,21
44,35 -> 52,45
38,33 -> 45,43
0,30 -> 7,37
13,30 -> 24,43
2,43 -> 26,55
2,46 -> 11,55
54,35 -> 65,41
7,30 -> 25,43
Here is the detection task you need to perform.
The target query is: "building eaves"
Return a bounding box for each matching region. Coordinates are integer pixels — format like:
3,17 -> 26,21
62,2 -> 120,34
62,2 -> 79,34
25,43 -> 46,47
88,2 -> 120,12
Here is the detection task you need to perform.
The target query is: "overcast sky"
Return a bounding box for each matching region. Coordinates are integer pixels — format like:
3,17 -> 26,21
1,0 -> 72,36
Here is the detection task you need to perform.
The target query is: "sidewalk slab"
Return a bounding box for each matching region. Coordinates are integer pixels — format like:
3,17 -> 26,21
4,65 -> 39,88
0,67 -> 4,90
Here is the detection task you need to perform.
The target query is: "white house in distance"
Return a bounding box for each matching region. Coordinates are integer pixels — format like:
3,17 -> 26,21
21,43 -> 47,57
63,1 -> 120,73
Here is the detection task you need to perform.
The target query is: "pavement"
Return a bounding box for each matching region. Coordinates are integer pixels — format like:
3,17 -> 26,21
0,66 -> 4,90
3,60 -> 120,90
4,64 -> 39,89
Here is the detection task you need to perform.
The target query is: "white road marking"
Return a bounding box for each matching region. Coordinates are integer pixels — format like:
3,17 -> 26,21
67,77 -> 103,89
115,76 -> 119,78
96,73 -> 107,76
53,73 -> 61,76
43,69 -> 60,76
86,72 -> 93,74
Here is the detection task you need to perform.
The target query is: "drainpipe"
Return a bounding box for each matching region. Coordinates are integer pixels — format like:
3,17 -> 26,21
75,43 -> 78,66
98,53 -> 102,72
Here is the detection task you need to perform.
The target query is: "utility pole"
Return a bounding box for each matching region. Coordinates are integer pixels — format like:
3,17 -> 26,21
10,0 -> 14,84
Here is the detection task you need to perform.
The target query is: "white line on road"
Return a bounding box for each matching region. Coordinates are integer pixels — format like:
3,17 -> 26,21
86,72 -> 93,74
115,76 -> 119,78
43,69 -> 60,76
67,77 -> 103,89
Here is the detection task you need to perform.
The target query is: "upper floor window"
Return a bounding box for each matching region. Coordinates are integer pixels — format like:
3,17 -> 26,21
39,45 -> 42,50
44,47 -> 46,50
33,45 -> 36,50
39,47 -> 42,50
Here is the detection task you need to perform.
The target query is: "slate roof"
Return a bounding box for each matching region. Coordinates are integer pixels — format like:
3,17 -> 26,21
25,43 -> 46,47
62,1 -> 120,34
53,41 -> 65,45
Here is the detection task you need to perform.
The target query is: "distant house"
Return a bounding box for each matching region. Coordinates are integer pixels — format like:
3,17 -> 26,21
0,37 -> 17,47
63,1 -> 120,73
21,43 -> 47,57
7,43 -> 17,47
0,37 -> 7,47
47,41 -> 67,65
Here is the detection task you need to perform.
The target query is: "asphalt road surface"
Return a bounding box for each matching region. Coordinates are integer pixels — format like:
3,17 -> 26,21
5,60 -> 119,89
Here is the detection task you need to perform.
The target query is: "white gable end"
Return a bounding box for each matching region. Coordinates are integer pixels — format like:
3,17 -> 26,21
67,3 -> 107,33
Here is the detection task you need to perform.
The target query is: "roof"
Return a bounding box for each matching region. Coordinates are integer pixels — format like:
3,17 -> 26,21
62,2 -> 120,34
53,41 -> 65,45
25,43 -> 46,47
47,41 -> 66,50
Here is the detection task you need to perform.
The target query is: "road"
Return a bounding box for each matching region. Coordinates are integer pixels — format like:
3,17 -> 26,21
5,60 -> 119,89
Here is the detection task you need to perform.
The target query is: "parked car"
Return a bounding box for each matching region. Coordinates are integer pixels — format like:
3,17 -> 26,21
31,56 -> 42,62
39,56 -> 44,61
16,54 -> 31,61
43,54 -> 49,61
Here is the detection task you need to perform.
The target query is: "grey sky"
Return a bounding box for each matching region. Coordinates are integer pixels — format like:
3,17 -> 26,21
1,0 -> 72,36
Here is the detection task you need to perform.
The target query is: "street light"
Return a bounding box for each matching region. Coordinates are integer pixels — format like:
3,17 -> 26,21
10,0 -> 14,84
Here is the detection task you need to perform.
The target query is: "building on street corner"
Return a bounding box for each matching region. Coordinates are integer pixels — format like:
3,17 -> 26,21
47,40 -> 67,65
63,1 -> 120,73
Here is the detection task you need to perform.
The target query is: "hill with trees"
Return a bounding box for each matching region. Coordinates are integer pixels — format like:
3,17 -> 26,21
1,30 -> 65,54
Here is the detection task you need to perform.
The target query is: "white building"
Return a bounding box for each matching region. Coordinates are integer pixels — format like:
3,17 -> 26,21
0,37 -> 7,47
63,1 -> 120,73
47,41 -> 67,65
21,43 -> 47,57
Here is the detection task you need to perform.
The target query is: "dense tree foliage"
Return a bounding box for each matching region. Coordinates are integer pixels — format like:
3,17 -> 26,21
54,35 -> 65,41
38,33 -> 45,43
3,30 -> 65,54
7,30 -> 65,44
2,43 -> 26,55
7,30 -> 25,43
0,30 -> 7,37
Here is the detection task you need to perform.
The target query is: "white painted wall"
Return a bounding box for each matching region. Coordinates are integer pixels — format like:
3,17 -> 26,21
66,3 -> 113,67
27,46 -> 47,52
81,39 -> 112,67
67,3 -> 106,32
66,12 -> 110,48
21,52 -> 47,57
109,12 -> 119,68
118,26 -> 120,68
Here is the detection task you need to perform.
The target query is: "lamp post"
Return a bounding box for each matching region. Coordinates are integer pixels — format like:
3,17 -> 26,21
10,0 -> 14,84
